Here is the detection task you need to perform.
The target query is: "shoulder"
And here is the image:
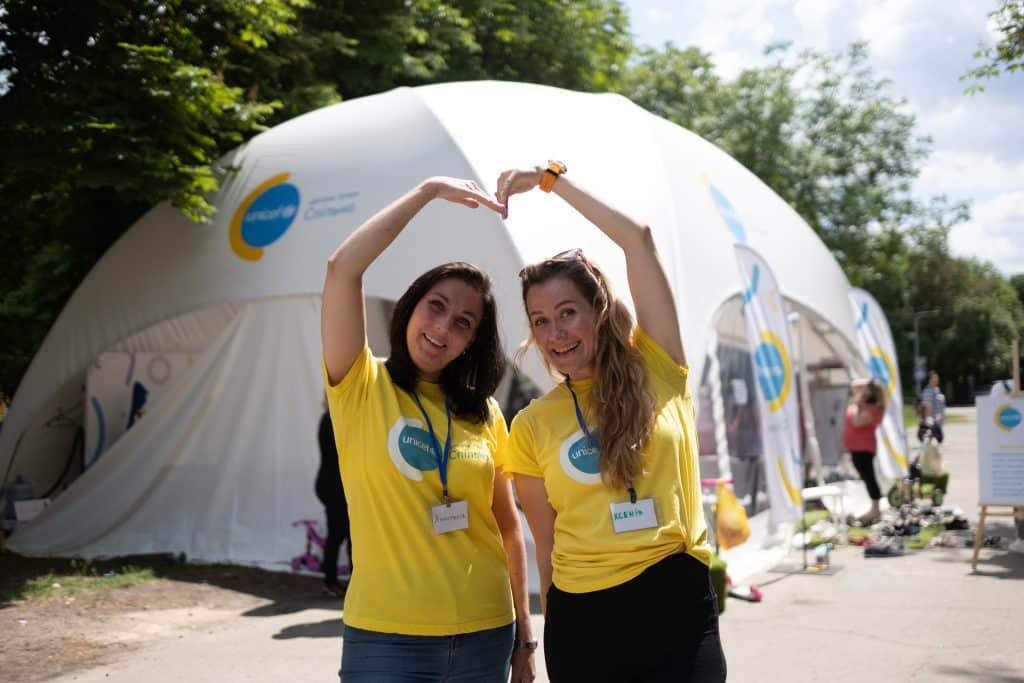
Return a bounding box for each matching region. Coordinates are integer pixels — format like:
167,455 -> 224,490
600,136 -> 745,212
633,326 -> 688,386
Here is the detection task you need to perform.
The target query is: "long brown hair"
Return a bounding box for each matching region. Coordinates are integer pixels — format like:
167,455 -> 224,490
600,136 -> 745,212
519,253 -> 655,490
385,262 -> 505,425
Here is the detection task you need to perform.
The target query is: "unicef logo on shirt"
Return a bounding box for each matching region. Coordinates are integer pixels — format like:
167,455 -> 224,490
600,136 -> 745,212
230,173 -> 301,261
559,430 -> 602,485
995,404 -> 1022,432
753,331 -> 792,413
388,418 -> 438,481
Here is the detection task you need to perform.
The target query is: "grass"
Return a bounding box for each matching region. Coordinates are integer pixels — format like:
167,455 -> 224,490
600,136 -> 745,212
902,404 -> 969,429
14,559 -> 156,600
0,555 -> 159,602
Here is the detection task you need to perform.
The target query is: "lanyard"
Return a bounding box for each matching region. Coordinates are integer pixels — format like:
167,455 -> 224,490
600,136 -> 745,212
411,391 -> 453,504
565,378 -> 637,504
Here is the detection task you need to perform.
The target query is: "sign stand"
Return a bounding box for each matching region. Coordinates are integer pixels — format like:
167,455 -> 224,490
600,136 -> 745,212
971,339 -> 1023,571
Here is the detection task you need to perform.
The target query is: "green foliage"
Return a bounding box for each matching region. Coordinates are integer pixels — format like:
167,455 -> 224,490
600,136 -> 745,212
619,40 -> 1024,398
0,1 -> 1019,403
963,0 -> 1024,93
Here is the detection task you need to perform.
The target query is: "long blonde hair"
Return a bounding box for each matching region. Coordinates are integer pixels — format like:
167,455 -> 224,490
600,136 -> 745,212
518,253 -> 656,490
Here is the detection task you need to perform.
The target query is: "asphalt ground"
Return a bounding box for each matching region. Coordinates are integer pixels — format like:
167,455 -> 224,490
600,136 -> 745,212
55,408 -> 1024,682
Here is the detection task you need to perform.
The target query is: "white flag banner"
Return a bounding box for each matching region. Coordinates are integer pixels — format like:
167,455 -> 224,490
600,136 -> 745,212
734,245 -> 803,524
848,288 -> 909,479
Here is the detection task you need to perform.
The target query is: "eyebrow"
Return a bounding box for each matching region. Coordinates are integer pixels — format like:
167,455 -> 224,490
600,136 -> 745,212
430,291 -> 479,321
528,299 -> 577,317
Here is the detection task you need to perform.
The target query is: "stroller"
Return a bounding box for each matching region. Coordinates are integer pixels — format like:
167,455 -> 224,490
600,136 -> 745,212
887,424 -> 944,508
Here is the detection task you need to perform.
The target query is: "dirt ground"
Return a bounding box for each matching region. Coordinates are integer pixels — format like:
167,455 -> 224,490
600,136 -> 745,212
0,553 -> 331,682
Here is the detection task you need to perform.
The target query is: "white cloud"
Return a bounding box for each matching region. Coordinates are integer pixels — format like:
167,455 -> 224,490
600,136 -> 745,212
950,191 -> 1024,276
917,149 -> 1024,200
624,0 -> 1024,272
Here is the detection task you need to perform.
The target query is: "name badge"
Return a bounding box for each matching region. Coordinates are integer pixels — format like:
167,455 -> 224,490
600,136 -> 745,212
432,500 -> 469,534
610,498 -> 658,533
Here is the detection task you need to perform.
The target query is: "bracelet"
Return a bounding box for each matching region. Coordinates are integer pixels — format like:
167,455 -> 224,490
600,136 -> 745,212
514,639 -> 539,651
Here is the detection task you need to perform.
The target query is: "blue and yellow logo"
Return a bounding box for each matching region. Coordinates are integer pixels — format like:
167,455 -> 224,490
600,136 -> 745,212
995,404 -> 1022,432
753,331 -> 792,413
868,347 -> 897,398
230,173 -> 301,261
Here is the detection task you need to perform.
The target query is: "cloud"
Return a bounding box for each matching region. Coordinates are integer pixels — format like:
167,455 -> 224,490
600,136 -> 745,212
624,0 -> 1024,273
917,149 -> 1024,200
950,191 -> 1024,276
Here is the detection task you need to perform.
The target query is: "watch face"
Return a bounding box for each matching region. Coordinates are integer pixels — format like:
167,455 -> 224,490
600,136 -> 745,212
548,160 -> 567,174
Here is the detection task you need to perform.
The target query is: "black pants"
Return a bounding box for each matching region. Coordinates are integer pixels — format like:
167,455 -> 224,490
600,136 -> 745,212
851,451 -> 881,501
544,553 -> 726,682
319,495 -> 351,585
917,423 -> 944,444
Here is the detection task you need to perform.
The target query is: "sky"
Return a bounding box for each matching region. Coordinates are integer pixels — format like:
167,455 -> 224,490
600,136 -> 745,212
623,0 -> 1023,277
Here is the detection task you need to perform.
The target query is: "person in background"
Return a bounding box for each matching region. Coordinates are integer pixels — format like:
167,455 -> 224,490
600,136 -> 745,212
844,378 -> 886,525
321,175 -> 535,682
498,162 -> 726,682
317,393 -> 352,598
918,370 -> 946,444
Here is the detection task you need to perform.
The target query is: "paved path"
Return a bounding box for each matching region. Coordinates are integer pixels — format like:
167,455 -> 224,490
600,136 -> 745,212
58,411 -> 1023,682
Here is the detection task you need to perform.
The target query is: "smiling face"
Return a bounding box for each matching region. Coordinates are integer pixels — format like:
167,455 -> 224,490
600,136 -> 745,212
525,276 -> 598,380
404,277 -> 483,382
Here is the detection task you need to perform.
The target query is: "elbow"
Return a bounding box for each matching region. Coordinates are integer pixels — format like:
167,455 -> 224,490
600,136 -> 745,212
634,223 -> 657,253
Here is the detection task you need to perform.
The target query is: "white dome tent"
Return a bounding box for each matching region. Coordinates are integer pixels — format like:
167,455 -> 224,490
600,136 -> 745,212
1,81 -> 868,575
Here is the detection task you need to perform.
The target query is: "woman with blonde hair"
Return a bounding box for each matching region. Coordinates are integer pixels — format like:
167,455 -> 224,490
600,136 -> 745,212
496,163 -> 726,682
843,377 -> 887,525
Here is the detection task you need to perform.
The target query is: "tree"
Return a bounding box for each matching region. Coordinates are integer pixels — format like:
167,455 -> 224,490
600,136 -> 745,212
0,0 -> 634,394
963,0 -> 1024,92
0,0 -> 302,393
618,39 -> 1024,399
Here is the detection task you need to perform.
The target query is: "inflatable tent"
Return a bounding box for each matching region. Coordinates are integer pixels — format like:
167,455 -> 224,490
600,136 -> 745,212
1,81 -> 865,568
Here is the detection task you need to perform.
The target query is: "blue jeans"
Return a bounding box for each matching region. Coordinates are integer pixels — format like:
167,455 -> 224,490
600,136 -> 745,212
339,622 -> 514,682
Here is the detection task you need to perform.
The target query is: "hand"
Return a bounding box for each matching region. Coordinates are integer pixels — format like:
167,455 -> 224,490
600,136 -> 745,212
425,176 -> 505,214
495,167 -> 545,218
510,648 -> 536,683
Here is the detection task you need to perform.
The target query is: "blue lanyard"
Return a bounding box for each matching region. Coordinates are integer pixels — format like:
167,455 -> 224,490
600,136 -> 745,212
411,391 -> 453,504
565,378 -> 637,504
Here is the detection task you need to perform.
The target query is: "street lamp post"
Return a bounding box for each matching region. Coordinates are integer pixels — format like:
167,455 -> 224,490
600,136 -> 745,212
913,309 -> 941,390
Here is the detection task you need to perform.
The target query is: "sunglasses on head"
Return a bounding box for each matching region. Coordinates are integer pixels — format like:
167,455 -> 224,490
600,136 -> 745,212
518,248 -> 585,278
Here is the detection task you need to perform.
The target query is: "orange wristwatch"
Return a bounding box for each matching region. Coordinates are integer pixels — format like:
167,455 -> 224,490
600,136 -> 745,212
539,160 -> 567,192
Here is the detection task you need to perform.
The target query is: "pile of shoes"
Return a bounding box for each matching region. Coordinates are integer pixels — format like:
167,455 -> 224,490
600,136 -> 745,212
865,536 -> 905,557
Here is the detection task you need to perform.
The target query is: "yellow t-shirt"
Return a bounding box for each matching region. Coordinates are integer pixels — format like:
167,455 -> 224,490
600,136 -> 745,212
323,345 -> 513,636
504,327 -> 711,594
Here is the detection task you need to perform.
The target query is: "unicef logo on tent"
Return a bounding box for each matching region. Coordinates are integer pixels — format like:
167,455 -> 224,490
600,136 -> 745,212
387,418 -> 439,481
995,404 -> 1022,432
753,332 -> 792,413
559,430 -> 602,485
230,173 -> 301,261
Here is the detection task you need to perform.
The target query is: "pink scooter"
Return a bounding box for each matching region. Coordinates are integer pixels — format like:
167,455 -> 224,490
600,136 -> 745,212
290,519 -> 350,577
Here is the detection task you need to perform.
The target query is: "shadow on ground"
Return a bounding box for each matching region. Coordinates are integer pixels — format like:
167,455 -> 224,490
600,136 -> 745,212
273,617 -> 345,639
929,664 -> 1024,682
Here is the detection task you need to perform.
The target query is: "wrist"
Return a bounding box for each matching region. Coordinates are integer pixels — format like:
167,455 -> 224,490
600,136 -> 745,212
514,638 -> 539,651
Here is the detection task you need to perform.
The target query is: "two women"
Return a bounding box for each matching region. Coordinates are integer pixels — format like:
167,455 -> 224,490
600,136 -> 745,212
321,165 -> 725,681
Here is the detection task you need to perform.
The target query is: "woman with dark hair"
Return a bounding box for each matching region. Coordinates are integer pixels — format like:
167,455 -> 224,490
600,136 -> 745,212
496,163 -> 726,682
844,377 -> 887,525
322,177 -> 535,682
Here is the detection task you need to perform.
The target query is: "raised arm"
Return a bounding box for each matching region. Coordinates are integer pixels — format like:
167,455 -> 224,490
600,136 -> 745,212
496,166 -> 685,366
322,177 -> 503,385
